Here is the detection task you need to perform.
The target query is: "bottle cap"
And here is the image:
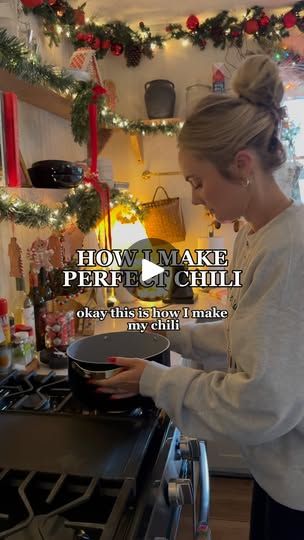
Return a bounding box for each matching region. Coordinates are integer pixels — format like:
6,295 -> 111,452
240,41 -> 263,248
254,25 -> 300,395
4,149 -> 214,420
15,324 -> 33,336
0,298 -> 8,317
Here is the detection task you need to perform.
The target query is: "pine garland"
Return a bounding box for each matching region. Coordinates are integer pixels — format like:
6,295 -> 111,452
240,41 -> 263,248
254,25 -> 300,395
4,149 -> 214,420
23,1 -> 304,67
0,184 -> 144,233
0,28 -> 74,93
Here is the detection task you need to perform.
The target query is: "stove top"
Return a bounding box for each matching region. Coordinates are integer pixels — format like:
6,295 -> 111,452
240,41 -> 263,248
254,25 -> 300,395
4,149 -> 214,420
0,370 -> 149,416
0,469 -> 134,540
0,371 -> 177,540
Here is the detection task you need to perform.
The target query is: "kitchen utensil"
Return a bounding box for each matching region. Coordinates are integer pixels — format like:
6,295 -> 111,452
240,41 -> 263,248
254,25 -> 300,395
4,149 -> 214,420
28,169 -> 83,188
67,331 -> 170,411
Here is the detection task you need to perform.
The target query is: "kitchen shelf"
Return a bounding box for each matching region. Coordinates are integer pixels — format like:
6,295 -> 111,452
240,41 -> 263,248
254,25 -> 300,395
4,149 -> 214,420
124,118 -> 181,163
0,69 -> 72,120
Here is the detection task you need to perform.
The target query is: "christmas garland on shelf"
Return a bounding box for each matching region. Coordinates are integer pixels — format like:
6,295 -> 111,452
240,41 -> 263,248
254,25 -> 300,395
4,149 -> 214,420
71,82 -> 183,143
22,0 -> 304,67
0,28 -> 75,93
0,184 -> 145,233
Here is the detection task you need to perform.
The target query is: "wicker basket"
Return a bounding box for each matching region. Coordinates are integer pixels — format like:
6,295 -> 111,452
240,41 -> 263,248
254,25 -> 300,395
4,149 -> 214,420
142,186 -> 186,243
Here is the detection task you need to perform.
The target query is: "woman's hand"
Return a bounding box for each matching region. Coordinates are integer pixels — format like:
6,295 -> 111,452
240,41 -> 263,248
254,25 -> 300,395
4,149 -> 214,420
88,357 -> 149,400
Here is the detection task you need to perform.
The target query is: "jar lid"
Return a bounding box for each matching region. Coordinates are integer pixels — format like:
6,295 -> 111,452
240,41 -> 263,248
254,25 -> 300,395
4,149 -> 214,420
15,324 -> 33,336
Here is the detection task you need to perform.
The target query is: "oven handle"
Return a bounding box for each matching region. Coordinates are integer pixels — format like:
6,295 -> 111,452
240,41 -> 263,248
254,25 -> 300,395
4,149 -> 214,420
180,438 -> 210,536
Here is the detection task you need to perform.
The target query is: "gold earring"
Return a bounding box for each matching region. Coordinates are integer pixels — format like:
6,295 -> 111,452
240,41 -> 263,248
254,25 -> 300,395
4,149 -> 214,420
242,176 -> 251,187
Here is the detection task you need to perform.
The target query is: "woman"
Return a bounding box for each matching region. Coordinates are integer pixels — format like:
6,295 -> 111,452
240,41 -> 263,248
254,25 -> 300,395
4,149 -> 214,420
89,55 -> 304,540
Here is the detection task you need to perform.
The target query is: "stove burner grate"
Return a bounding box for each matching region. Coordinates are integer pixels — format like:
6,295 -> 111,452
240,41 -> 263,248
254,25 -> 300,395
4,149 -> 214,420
0,468 -> 134,539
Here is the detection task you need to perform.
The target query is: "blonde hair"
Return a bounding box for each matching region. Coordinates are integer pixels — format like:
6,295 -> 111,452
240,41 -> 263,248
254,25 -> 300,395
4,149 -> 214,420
178,55 -> 286,175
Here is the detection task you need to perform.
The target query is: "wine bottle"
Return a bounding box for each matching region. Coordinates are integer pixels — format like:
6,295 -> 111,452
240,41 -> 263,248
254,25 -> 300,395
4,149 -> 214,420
39,267 -> 54,312
29,271 -> 46,351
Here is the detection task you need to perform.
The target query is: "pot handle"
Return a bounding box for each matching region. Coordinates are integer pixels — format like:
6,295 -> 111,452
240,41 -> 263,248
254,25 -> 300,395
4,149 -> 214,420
71,361 -> 91,378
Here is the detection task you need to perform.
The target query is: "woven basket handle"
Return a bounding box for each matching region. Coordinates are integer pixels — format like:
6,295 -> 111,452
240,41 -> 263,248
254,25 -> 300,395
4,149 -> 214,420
152,186 -> 170,202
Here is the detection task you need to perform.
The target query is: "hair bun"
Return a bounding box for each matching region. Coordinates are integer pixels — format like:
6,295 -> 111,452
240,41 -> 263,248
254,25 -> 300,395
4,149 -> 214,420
232,54 -> 284,112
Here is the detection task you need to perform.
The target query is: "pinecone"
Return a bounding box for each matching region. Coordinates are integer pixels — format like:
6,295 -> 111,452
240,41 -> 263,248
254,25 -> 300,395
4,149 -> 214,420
125,44 -> 142,67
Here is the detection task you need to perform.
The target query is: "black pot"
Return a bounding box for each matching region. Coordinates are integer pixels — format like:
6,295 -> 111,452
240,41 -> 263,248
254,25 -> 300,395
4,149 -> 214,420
32,160 -> 83,176
28,168 -> 83,189
67,331 -> 170,412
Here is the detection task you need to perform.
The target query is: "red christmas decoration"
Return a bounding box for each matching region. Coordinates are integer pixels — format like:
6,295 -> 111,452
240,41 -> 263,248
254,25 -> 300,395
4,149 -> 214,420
74,8 -> 85,26
92,37 -> 101,50
92,84 -> 107,100
199,38 -> 207,49
20,0 -> 43,7
186,14 -> 200,31
244,19 -> 259,34
85,33 -> 94,44
259,14 -> 270,27
47,0 -> 57,5
231,27 -> 241,37
283,11 -> 297,29
165,25 -> 172,32
76,32 -> 86,41
111,43 -> 124,56
101,39 -> 111,49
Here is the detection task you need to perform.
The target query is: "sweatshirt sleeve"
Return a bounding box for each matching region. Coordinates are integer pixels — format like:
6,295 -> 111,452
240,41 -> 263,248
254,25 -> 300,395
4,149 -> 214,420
140,244 -> 304,446
169,319 -> 227,369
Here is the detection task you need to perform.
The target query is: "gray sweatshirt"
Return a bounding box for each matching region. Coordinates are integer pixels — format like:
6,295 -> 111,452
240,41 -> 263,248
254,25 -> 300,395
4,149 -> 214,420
140,201 -> 304,510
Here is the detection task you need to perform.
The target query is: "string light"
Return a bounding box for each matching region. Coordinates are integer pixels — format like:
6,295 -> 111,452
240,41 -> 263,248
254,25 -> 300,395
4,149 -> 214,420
0,187 -> 145,231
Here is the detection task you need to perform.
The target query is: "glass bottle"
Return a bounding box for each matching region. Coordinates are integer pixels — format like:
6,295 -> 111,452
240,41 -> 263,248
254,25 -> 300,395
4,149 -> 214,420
39,267 -> 54,312
29,271 -> 46,351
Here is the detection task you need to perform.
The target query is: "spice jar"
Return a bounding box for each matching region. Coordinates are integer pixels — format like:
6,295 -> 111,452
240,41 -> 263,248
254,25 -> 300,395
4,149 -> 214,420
12,331 -> 34,366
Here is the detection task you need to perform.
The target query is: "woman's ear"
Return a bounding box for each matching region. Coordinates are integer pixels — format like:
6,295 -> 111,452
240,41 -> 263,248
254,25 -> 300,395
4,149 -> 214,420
234,150 -> 254,177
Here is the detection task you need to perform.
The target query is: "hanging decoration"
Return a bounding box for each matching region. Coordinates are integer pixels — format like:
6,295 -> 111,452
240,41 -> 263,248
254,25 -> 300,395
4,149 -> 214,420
8,237 -> 25,289
84,80 -> 113,250
0,184 -> 145,233
27,238 -> 54,273
23,2 -> 304,66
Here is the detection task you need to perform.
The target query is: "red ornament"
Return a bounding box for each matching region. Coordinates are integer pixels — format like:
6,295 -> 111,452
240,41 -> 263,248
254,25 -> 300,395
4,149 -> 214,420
231,27 -> 241,37
47,0 -> 57,5
186,14 -> 200,31
76,32 -> 86,41
283,11 -> 297,29
20,0 -> 43,7
244,19 -> 259,34
258,14 -> 270,27
111,43 -> 124,56
165,25 -> 172,32
85,33 -> 94,44
199,38 -> 207,49
101,39 -> 111,49
92,37 -> 101,50
74,8 -> 85,26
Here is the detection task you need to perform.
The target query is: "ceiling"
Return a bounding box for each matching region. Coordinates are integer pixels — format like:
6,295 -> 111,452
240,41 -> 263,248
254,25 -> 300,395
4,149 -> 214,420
73,0 -> 292,26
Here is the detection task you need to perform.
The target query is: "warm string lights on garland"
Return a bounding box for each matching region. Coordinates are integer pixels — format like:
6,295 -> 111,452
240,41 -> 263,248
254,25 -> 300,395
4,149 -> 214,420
0,184 -> 144,233
22,1 -> 304,67
0,29 -> 75,93
71,83 -> 184,143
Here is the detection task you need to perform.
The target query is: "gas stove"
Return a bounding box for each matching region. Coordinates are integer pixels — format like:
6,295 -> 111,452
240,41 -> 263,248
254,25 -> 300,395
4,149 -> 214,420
0,371 -> 210,539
